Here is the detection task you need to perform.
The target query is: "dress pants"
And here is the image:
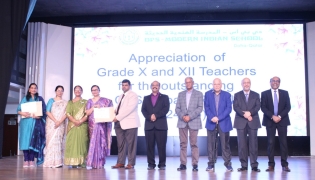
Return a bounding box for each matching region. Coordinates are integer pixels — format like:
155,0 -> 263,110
145,128 -> 167,168
114,122 -> 138,166
266,124 -> 289,167
207,124 -> 232,167
179,125 -> 199,166
236,124 -> 259,168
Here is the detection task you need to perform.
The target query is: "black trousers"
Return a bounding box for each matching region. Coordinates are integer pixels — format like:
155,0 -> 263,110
266,124 -> 289,167
145,128 -> 167,168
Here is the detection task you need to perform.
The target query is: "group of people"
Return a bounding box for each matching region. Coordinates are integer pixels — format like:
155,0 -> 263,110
18,84 -> 112,169
17,76 -> 291,173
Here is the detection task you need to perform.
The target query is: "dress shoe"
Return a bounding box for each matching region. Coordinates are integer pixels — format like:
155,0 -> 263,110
192,165 -> 198,171
125,164 -> 134,169
111,163 -> 125,169
282,166 -> 291,172
159,166 -> 166,170
265,166 -> 274,172
177,164 -> 186,171
237,167 -> 248,171
226,165 -> 233,172
147,166 -> 155,170
206,165 -> 214,172
252,167 -> 260,172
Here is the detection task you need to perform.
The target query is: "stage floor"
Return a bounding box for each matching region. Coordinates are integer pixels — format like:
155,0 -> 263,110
0,156 -> 314,180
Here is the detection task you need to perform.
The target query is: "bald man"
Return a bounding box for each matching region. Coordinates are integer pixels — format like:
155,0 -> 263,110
204,78 -> 233,172
233,78 -> 261,172
261,76 -> 291,172
141,81 -> 170,170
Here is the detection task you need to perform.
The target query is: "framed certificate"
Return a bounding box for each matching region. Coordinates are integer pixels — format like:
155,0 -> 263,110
94,107 -> 115,123
21,101 -> 43,118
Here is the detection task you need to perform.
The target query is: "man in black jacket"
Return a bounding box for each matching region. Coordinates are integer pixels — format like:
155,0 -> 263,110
261,76 -> 291,172
141,81 -> 170,170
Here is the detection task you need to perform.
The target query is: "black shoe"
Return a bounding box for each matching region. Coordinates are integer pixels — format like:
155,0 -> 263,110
237,167 -> 248,171
177,164 -> 186,171
192,165 -> 198,171
252,167 -> 261,172
282,166 -> 291,172
158,166 -> 166,170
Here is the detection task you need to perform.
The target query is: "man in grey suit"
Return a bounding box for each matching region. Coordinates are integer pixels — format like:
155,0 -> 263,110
233,78 -> 261,172
175,77 -> 203,171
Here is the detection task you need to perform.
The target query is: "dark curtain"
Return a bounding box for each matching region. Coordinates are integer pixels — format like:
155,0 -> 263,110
0,0 -> 34,158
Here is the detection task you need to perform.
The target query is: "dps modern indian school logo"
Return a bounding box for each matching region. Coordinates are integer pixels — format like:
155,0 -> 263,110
119,29 -> 139,45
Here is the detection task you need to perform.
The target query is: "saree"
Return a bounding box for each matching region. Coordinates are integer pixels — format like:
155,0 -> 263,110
17,96 -> 46,165
64,99 -> 89,166
86,97 -> 113,169
43,98 -> 68,168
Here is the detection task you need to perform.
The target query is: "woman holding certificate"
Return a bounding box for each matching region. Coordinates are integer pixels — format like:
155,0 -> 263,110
17,83 -> 46,167
43,85 -> 68,168
85,85 -> 113,169
64,85 -> 89,168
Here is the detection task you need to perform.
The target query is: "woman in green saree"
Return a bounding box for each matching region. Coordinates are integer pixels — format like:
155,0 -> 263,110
64,85 -> 89,167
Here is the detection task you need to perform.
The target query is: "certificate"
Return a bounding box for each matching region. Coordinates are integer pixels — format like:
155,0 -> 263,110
21,101 -> 43,118
94,107 -> 115,123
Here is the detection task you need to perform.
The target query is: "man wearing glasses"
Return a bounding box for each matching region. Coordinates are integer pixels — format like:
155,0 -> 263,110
261,76 -> 291,172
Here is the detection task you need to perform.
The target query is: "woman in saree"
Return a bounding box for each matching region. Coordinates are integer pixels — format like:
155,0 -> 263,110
43,85 -> 68,168
85,85 -> 113,169
64,85 -> 89,168
17,83 -> 46,167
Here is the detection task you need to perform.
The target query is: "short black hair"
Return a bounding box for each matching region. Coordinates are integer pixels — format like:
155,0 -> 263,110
122,79 -> 131,85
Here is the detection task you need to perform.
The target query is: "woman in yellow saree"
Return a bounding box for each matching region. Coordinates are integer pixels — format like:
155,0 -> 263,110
64,85 -> 89,168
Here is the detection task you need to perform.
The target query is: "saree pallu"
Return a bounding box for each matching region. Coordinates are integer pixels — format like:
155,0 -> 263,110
29,119 -> 46,165
86,98 -> 113,169
64,99 -> 89,166
43,99 -> 67,168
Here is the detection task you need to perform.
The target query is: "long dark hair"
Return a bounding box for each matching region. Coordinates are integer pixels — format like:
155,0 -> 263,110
26,83 -> 39,101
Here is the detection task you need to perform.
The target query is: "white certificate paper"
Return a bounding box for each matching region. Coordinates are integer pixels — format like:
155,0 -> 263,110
94,107 -> 115,123
21,101 -> 43,118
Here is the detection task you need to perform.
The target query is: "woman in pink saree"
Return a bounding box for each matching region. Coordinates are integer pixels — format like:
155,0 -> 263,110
85,85 -> 113,169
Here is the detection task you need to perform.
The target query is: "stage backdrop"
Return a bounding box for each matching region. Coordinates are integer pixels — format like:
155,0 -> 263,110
72,24 -> 306,137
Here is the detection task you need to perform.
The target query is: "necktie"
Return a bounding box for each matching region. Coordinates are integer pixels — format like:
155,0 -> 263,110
245,93 -> 248,103
116,94 -> 125,115
273,90 -> 278,115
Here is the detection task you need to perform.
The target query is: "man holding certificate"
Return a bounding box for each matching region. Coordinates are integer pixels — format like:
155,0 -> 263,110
112,79 -> 141,169
141,81 -> 170,170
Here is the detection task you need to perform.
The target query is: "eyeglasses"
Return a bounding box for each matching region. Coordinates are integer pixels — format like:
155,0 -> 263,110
91,89 -> 99,91
56,90 -> 64,92
271,80 -> 280,83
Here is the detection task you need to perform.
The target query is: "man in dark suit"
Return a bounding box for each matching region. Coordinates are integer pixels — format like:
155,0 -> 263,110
204,78 -> 233,172
233,78 -> 261,172
261,76 -> 291,172
141,81 -> 170,170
